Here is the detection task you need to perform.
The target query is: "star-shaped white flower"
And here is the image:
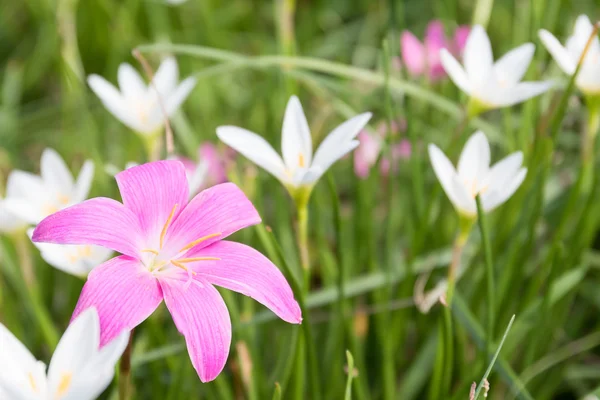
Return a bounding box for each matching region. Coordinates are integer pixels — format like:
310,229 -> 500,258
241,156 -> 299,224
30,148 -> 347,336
88,57 -> 196,135
539,15 -> 600,95
0,308 -> 128,400
440,25 -> 553,110
216,95 -> 371,190
428,131 -> 527,217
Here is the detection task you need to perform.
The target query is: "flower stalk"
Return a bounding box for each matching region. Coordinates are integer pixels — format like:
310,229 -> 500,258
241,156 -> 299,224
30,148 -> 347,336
119,330 -> 135,400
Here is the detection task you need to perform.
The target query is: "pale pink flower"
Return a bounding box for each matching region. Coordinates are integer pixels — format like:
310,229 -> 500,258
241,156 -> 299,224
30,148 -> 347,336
400,21 -> 471,80
32,160 -> 301,382
353,122 -> 411,179
198,143 -> 229,186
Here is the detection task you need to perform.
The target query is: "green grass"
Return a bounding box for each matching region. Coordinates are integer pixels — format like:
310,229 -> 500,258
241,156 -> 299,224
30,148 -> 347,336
1,0 -> 600,398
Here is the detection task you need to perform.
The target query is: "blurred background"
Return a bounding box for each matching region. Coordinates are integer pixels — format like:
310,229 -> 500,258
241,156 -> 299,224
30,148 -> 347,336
2,0 -> 600,399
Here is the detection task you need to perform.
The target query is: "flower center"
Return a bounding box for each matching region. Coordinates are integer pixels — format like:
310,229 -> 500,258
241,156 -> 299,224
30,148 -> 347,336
298,153 -> 305,168
67,245 -> 93,264
55,372 -> 72,399
465,178 -> 489,198
28,372 -> 39,393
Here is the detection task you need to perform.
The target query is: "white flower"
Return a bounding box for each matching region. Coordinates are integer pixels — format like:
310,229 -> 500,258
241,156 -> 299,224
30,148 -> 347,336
216,95 -> 372,189
539,15 -> 600,95
0,308 -> 129,400
88,57 -> 196,135
4,149 -> 94,225
440,25 -> 553,109
428,131 -> 527,216
0,198 -> 27,234
27,229 -> 112,278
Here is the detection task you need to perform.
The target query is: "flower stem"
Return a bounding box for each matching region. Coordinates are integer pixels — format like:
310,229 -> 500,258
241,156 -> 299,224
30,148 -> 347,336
119,329 -> 135,400
582,101 -> 600,193
293,188 -> 311,290
475,195 -> 495,350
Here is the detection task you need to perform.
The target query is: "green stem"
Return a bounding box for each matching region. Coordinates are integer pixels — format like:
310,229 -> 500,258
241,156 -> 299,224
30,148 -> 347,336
119,329 -> 135,400
475,195 -> 495,347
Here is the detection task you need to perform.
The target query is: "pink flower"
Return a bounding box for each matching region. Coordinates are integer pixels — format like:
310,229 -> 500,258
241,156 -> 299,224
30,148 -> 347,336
198,142 -> 229,186
32,160 -> 301,383
400,21 -> 471,80
354,122 -> 411,179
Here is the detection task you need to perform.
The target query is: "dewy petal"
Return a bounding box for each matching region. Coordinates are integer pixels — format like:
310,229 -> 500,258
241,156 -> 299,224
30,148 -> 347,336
428,144 -> 469,212
497,80 -> 553,107
72,256 -> 163,346
538,30 -> 577,75
116,160 -> 189,243
312,112 -> 372,171
87,75 -> 143,132
118,63 -> 147,101
216,126 -> 288,183
457,131 -> 491,184
32,198 -> 144,258
440,49 -> 472,94
47,308 -> 100,395
191,240 -> 302,323
73,160 -> 95,203
464,25 -> 493,86
165,76 -> 197,116
494,43 -> 535,85
400,31 -> 426,76
41,148 -> 74,196
153,57 -> 179,99
165,183 -> 260,257
482,168 -> 527,212
160,278 -> 231,382
281,96 -> 313,171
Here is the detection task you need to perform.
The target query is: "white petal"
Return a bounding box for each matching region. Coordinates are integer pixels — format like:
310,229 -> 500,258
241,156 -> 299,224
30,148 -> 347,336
496,81 -> 553,107
457,131 -> 490,185
539,30 -> 576,74
304,140 -> 359,184
494,43 -> 535,85
87,75 -> 144,132
0,323 -> 43,400
41,148 -> 74,196
216,126 -> 288,183
153,57 -> 179,98
117,63 -> 147,101
440,49 -> 472,94
73,160 -> 95,203
484,151 -> 524,191
428,144 -> 472,213
4,171 -> 48,224
0,200 -> 26,233
482,168 -> 527,211
464,25 -> 494,86
281,96 -> 313,171
312,112 -> 372,169
165,76 -> 197,116
573,15 -> 594,45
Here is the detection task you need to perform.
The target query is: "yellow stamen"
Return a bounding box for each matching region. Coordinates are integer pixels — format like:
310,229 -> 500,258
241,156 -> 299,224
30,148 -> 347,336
177,257 -> 221,263
171,260 -> 197,275
141,249 -> 159,255
160,204 -> 178,249
178,232 -> 221,253
56,372 -> 72,398
298,153 -> 305,168
28,372 -> 38,393
57,194 -> 70,205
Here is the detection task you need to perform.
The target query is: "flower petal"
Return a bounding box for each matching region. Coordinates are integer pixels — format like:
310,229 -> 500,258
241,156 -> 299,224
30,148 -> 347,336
73,160 -> 95,203
428,143 -> 471,212
32,198 -> 144,258
160,278 -> 231,382
216,126 -> 287,183
401,31 -> 426,76
41,148 -> 74,196
482,168 -> 527,211
165,76 -> 197,116
87,75 -> 143,132
153,57 -> 179,98
485,151 -> 524,191
440,49 -> 472,94
306,140 -> 359,185
281,96 -> 313,171
72,256 -> 163,346
116,160 -> 189,244
3,171 -> 48,224
191,240 -> 302,323
539,30 -> 577,75
494,43 -> 535,85
457,131 -> 490,184
118,63 -> 147,101
464,25 -> 493,86
496,81 -> 553,107
165,183 -> 260,257
311,112 -> 372,172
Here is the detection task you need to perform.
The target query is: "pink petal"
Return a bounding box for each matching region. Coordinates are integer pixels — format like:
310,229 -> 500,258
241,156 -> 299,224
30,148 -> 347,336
454,26 -> 471,55
164,183 -> 260,256
174,156 -> 197,176
32,198 -> 144,258
425,20 -> 448,80
72,256 -> 163,346
401,31 -> 426,76
199,143 -> 228,185
116,160 -> 189,241
191,240 -> 302,323
353,131 -> 381,179
160,278 -> 231,382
